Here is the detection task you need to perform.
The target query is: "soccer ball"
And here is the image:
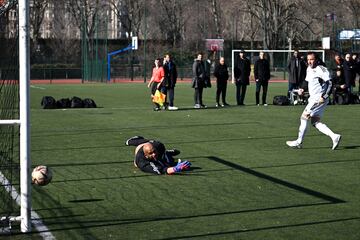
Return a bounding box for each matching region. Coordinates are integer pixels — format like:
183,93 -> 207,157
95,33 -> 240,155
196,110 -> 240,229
32,165 -> 53,186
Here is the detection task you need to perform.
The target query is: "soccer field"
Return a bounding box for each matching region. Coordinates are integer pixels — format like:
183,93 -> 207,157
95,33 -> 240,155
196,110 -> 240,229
10,82 -> 360,239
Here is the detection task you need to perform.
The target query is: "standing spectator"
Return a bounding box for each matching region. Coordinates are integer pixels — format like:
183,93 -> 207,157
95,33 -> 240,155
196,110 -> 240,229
234,50 -> 251,105
204,54 -> 212,89
351,53 -> 360,92
163,54 -> 178,110
192,53 -> 207,108
343,53 -> 356,93
254,51 -> 271,106
147,58 -> 165,111
213,57 -> 229,107
286,52 -> 341,150
334,53 -> 344,77
287,50 -> 306,97
332,70 -> 350,104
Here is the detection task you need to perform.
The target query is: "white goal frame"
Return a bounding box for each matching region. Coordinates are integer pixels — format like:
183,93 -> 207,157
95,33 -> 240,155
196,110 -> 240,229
231,49 -> 325,82
0,0 -> 31,233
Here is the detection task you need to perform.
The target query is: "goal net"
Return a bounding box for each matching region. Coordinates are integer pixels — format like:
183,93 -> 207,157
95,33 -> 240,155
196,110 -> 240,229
0,0 -> 21,234
1,0 -> 31,234
231,49 -> 325,82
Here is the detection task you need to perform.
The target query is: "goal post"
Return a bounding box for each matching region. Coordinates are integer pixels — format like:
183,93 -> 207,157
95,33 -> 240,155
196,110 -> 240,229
231,49 -> 325,82
0,0 -> 31,233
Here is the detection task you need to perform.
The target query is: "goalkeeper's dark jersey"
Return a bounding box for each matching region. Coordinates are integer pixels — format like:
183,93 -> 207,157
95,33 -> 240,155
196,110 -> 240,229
135,141 -> 175,175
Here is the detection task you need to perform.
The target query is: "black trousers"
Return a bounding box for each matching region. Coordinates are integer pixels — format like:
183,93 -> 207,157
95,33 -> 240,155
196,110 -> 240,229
255,81 -> 268,105
194,87 -> 204,105
167,88 -> 175,106
216,83 -> 227,104
236,83 -> 247,105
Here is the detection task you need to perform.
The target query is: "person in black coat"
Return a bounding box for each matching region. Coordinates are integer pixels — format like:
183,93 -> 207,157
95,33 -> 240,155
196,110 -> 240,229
234,50 -> 251,105
192,53 -> 207,108
254,51 -> 271,106
213,57 -> 229,107
343,53 -> 356,93
163,54 -> 178,110
287,50 -> 307,97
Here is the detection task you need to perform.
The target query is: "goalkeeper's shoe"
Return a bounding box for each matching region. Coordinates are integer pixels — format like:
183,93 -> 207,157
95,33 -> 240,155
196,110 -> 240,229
125,136 -> 144,146
166,149 -> 180,156
286,140 -> 302,149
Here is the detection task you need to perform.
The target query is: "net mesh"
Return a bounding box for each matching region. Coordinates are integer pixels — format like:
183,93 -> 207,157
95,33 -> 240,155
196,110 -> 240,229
0,0 -> 20,233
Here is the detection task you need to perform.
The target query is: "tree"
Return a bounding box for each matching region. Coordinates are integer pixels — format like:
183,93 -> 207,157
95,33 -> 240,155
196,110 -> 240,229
245,0 -> 299,49
158,0 -> 188,47
107,0 -> 144,39
30,0 -> 50,48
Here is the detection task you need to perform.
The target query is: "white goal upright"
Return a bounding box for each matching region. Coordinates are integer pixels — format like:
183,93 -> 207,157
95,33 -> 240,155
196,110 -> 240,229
0,0 -> 31,233
231,49 -> 325,82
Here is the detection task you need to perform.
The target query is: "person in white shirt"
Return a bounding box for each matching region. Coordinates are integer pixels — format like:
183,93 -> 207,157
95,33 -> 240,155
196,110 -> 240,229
286,52 -> 341,150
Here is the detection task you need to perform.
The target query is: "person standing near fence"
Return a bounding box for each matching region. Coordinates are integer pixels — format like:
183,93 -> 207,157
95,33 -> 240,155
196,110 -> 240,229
163,54 -> 178,110
287,50 -> 306,97
147,58 -> 165,111
254,51 -> 270,106
213,57 -> 229,107
234,50 -> 251,105
192,53 -> 207,109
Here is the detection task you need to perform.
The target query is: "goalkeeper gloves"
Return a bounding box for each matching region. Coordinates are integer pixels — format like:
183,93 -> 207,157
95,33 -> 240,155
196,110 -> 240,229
173,160 -> 191,173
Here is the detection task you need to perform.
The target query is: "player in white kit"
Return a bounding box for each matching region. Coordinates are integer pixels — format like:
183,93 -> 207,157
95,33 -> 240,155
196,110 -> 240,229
286,52 -> 341,150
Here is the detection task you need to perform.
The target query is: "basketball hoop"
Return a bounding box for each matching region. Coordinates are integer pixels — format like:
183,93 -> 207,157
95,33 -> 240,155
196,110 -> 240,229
210,44 -> 219,52
205,39 -> 224,52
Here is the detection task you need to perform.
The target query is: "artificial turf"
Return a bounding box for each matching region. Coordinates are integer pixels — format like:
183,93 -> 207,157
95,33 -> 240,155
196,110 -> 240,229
6,82 -> 360,239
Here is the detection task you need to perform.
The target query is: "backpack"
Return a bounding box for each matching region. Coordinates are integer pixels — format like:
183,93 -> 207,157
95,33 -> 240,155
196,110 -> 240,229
70,96 -> 84,108
41,96 -> 57,109
273,95 -> 290,106
83,98 -> 97,108
56,98 -> 71,108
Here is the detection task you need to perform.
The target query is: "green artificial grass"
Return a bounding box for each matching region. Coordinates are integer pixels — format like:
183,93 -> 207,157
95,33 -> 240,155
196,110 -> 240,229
6,82 -> 360,239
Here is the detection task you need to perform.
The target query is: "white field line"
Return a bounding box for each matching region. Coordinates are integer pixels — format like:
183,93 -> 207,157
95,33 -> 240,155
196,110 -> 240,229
0,171 -> 55,239
30,85 -> 46,90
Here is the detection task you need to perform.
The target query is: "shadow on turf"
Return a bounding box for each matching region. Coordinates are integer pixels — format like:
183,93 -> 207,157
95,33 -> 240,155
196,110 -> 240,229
16,203 -> 358,236
158,216 -> 360,240
207,156 -> 345,204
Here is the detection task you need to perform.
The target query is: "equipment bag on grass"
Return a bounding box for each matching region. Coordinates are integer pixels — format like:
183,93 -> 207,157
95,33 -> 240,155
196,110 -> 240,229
71,96 -> 84,108
273,95 -> 290,106
41,96 -> 57,109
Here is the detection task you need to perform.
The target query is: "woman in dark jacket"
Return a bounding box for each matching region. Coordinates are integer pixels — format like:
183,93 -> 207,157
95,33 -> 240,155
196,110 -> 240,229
213,57 -> 229,107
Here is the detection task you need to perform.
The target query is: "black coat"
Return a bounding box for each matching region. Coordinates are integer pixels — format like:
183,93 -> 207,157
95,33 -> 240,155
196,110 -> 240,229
287,56 -> 306,84
163,60 -> 178,88
343,60 -> 356,87
214,63 -> 229,87
254,58 -> 270,82
204,59 -> 212,88
234,57 -> 251,85
192,60 -> 205,88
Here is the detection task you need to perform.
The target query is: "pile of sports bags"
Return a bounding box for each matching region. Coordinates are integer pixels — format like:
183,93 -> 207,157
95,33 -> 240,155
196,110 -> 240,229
41,96 -> 97,109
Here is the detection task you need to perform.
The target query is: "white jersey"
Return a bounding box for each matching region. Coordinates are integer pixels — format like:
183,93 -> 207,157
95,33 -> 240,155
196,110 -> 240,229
305,65 -> 331,101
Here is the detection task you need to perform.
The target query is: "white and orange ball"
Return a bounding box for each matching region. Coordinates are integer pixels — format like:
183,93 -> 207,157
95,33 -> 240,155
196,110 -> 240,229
32,165 -> 53,186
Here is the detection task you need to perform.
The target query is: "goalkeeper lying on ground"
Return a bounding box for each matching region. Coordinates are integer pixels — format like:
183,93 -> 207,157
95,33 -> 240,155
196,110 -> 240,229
125,136 -> 191,175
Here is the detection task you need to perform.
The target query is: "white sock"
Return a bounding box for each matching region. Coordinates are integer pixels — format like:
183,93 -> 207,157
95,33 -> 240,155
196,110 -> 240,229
297,118 -> 308,143
314,122 -> 335,139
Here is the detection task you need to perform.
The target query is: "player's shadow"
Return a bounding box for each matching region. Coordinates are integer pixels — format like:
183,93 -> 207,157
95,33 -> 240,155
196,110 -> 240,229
343,145 -> 360,149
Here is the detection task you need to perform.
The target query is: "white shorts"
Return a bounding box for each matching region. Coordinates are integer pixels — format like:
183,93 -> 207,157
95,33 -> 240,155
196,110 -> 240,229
304,98 -> 329,118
